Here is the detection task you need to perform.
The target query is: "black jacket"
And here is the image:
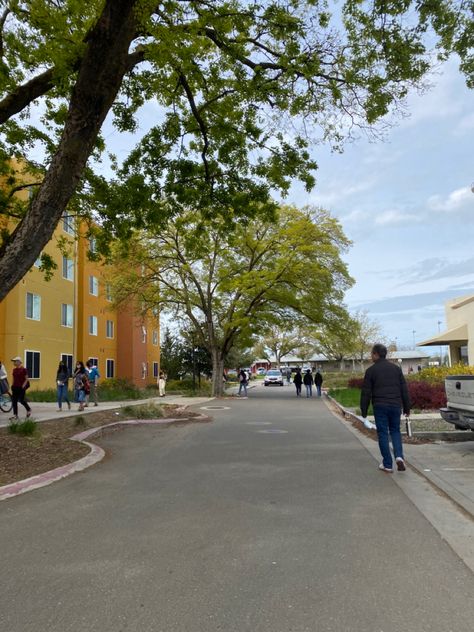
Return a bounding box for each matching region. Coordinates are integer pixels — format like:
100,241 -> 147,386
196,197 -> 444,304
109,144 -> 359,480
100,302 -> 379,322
314,372 -> 323,386
303,372 -> 313,386
293,371 -> 302,385
360,358 -> 410,417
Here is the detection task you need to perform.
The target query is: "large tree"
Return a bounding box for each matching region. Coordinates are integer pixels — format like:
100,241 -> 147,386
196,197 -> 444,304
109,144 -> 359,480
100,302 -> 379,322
109,204 -> 353,395
0,1 -> 472,299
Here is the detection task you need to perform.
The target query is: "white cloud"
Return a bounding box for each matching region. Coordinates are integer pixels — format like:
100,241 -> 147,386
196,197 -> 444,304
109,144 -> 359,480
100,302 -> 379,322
428,186 -> 473,213
374,210 -> 421,226
454,113 -> 474,135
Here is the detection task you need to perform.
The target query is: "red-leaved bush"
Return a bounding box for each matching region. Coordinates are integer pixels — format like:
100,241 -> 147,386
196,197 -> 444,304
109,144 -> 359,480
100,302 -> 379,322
347,377 -> 364,389
407,381 -> 446,410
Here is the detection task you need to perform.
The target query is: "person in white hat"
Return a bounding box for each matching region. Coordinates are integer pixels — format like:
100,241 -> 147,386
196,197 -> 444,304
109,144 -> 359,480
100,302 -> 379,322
10,356 -> 32,420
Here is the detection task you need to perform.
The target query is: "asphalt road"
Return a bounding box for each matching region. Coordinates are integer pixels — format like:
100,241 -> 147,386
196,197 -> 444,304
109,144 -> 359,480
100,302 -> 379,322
1,384 -> 474,631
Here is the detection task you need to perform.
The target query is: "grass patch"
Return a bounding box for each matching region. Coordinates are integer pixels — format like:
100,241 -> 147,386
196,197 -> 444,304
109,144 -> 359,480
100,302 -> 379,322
328,387 -> 373,415
8,418 -> 39,436
120,403 -> 164,419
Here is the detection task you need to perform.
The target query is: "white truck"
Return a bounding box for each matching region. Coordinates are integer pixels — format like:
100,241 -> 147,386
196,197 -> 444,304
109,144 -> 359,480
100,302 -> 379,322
440,375 -> 474,431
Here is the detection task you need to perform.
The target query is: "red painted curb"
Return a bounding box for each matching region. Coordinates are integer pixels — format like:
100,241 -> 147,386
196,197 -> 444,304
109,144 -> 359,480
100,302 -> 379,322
0,414 -> 208,502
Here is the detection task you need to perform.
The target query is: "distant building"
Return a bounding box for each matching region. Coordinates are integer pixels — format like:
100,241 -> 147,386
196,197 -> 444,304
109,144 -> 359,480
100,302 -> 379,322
419,293 -> 474,365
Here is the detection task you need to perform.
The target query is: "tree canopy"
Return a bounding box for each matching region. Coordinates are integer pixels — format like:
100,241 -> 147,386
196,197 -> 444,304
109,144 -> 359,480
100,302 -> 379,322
109,204 -> 353,395
0,1 -> 472,299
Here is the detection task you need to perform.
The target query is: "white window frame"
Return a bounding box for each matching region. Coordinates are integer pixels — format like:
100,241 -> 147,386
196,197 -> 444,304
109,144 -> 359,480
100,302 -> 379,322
106,320 -> 114,339
88,357 -> 98,367
25,350 -> 41,379
89,315 -> 98,336
152,330 -> 158,346
89,275 -> 99,296
106,358 -> 115,378
26,292 -> 41,321
61,303 -> 73,328
89,237 -> 97,254
62,256 -> 74,281
141,326 -> 147,343
105,283 -> 113,302
62,212 -> 75,235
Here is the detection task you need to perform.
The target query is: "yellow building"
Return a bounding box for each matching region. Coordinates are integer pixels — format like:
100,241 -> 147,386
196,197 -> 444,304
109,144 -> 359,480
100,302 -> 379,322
0,212 -> 160,389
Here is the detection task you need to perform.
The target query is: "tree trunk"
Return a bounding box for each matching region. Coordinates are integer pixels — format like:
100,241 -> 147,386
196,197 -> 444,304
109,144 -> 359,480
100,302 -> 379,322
0,0 -> 139,301
211,350 -> 225,397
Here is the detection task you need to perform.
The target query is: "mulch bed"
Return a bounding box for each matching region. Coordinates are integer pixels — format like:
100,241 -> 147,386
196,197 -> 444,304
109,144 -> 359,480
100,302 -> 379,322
0,405 -> 208,487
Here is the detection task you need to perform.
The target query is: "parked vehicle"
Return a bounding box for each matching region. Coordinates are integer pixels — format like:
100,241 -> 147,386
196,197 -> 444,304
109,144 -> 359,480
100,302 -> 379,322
440,375 -> 474,430
256,368 -> 267,375
264,369 -> 284,386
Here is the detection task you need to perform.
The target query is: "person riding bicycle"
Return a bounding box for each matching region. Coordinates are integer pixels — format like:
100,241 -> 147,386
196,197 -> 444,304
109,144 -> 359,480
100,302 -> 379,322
0,360 -> 10,395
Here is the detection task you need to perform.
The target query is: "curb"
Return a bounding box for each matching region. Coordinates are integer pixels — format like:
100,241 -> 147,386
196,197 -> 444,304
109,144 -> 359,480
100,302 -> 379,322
0,414 -> 208,502
325,395 -> 474,520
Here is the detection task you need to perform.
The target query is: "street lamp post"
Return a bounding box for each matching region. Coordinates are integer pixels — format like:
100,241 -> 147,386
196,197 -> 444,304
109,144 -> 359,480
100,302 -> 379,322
412,330 -> 416,349
438,320 -> 443,366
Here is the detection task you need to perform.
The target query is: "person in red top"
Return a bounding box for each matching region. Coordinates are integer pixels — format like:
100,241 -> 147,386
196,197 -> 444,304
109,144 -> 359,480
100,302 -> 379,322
10,356 -> 32,420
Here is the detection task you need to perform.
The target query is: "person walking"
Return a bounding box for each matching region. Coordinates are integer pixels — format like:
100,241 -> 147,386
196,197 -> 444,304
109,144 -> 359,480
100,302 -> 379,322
9,356 -> 31,420
73,361 -> 90,412
85,360 -> 100,406
286,368 -> 292,385
56,360 -> 71,412
158,371 -> 166,397
238,368 -> 248,397
360,343 -> 411,473
303,369 -> 313,397
314,370 -> 323,397
293,367 -> 302,397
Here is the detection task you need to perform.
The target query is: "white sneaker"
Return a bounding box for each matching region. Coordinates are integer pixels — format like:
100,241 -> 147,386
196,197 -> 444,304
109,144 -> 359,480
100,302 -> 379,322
396,457 -> 406,472
379,463 -> 393,473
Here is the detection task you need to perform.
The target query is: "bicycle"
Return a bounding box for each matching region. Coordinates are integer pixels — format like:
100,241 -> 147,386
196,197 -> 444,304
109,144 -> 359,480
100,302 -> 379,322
0,392 -> 12,413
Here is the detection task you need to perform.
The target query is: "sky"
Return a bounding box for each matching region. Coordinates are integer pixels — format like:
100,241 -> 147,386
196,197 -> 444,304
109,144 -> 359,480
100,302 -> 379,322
285,57 -> 474,350
97,57 -> 473,351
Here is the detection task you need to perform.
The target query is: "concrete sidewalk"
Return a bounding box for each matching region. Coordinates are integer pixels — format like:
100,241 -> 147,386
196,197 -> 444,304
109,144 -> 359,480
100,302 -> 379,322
0,394 -> 215,428
328,396 -> 474,519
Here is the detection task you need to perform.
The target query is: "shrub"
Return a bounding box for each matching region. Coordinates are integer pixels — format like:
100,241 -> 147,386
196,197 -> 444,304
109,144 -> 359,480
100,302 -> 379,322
121,403 -> 163,419
8,418 -> 38,436
407,381 -> 446,410
412,364 -> 474,385
347,377 -> 364,389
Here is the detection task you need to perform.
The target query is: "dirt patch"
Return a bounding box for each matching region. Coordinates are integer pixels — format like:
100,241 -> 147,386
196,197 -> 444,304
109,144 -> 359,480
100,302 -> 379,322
0,405 -> 210,487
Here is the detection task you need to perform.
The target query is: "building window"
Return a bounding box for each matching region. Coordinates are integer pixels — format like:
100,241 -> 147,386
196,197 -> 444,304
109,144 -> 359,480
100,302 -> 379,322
89,237 -> 97,254
153,362 -> 159,378
25,350 -> 40,379
105,283 -> 112,302
62,256 -> 74,281
89,315 -> 98,336
106,320 -> 114,339
89,275 -> 99,296
106,359 -> 115,378
142,326 -> 147,343
61,303 -> 73,328
152,330 -> 158,346
88,357 -> 98,367
142,362 -> 147,379
62,212 -> 74,235
61,354 -> 73,377
26,292 -> 41,320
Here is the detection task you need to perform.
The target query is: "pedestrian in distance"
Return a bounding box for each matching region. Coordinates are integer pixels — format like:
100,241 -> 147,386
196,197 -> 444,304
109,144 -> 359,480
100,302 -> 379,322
73,361 -> 90,412
286,368 -> 292,385
360,343 -> 411,473
314,370 -> 323,397
9,356 -> 31,420
0,360 -> 10,396
56,360 -> 71,412
293,367 -> 302,397
238,368 -> 248,397
303,368 -> 313,397
158,370 -> 166,397
85,359 -> 100,406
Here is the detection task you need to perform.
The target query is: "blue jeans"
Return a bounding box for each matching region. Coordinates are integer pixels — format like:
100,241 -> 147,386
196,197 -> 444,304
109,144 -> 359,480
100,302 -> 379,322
373,405 -> 404,469
57,384 -> 70,409
305,384 -> 312,397
238,382 -> 248,396
315,384 -> 322,397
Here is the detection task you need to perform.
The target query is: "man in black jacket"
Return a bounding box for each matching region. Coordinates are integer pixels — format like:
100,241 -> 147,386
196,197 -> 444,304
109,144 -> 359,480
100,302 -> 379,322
360,344 -> 411,473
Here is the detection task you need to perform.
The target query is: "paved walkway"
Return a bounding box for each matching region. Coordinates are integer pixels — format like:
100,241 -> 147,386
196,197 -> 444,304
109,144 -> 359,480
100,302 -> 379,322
0,394 -> 214,427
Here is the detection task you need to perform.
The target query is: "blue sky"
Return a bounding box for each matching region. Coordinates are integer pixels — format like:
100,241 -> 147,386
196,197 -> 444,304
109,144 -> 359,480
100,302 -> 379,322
286,57 -> 474,349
